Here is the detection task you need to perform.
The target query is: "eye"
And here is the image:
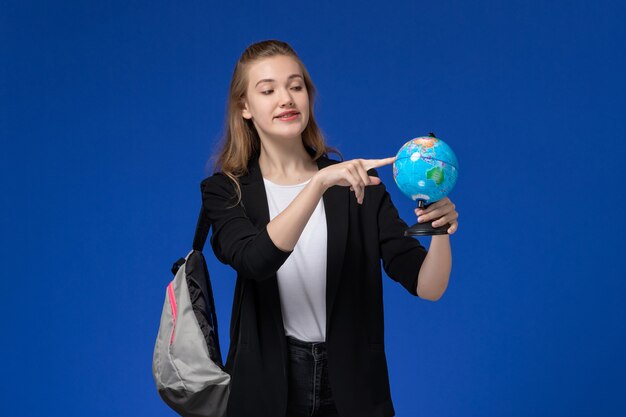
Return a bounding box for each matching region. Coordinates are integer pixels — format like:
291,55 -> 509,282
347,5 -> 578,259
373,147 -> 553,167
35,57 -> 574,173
291,86 -> 303,91
261,89 -> 274,95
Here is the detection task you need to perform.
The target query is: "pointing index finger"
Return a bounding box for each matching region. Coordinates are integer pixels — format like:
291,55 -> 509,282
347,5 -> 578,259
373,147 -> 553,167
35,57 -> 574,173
364,156 -> 397,171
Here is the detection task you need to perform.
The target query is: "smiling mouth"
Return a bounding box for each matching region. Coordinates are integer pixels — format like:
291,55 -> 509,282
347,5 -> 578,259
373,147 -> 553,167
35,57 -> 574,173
275,112 -> 300,119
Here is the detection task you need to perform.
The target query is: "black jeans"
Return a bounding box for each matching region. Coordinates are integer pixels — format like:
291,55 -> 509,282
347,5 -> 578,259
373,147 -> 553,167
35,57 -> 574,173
286,335 -> 340,417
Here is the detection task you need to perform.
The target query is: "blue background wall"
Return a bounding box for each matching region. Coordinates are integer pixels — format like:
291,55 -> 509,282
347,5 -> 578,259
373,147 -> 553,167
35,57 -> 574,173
2,1 -> 625,416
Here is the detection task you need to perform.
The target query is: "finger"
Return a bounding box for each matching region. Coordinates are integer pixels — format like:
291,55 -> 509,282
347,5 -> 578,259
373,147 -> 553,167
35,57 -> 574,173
432,217 -> 450,228
346,167 -> 364,204
416,202 -> 438,216
416,198 -> 452,215
447,221 -> 458,235
425,197 -> 450,211
418,206 -> 449,223
364,156 -> 397,171
353,160 -> 372,187
432,211 -> 458,228
347,164 -> 365,189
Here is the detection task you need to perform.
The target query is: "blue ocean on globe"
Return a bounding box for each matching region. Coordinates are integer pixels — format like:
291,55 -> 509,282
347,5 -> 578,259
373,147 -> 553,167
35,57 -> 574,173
393,136 -> 459,203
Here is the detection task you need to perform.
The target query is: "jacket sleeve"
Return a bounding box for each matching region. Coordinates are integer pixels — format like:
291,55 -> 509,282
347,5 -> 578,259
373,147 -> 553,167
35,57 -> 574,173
200,174 -> 293,281
371,168 -> 428,297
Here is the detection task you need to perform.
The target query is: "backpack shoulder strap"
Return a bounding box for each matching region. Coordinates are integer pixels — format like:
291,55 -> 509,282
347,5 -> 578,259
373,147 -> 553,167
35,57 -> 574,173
192,206 -> 210,251
189,204 -> 247,370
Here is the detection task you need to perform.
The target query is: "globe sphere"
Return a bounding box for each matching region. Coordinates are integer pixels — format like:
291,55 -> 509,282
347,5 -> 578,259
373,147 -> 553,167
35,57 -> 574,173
393,136 -> 458,203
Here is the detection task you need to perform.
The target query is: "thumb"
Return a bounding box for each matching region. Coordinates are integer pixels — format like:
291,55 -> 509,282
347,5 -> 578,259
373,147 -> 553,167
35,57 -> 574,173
368,176 -> 382,185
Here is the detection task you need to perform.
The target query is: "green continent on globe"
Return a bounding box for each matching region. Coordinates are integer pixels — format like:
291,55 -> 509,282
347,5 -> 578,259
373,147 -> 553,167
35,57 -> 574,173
426,166 -> 444,185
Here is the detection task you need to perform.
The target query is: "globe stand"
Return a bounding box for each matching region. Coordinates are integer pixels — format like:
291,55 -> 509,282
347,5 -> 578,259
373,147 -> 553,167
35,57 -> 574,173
404,200 -> 449,236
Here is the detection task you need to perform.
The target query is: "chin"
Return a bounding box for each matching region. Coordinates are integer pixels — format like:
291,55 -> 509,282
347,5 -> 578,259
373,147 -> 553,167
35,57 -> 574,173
269,127 -> 306,140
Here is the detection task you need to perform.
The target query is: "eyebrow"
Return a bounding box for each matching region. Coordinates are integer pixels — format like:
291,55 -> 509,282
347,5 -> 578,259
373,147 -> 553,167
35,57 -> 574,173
255,74 -> 303,88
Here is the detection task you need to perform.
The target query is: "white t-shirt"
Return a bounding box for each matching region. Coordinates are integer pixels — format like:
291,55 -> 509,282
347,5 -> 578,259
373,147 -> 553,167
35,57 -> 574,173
263,177 -> 328,342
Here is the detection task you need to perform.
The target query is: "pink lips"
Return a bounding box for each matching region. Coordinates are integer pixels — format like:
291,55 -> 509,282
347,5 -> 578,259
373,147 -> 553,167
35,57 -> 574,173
275,111 -> 299,121
276,114 -> 299,121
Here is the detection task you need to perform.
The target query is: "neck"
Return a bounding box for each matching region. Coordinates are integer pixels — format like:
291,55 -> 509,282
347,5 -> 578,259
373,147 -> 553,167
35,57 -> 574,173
258,138 -> 316,181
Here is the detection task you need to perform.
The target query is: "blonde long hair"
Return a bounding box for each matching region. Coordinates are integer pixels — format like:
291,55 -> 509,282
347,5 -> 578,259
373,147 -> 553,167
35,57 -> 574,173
208,39 -> 342,205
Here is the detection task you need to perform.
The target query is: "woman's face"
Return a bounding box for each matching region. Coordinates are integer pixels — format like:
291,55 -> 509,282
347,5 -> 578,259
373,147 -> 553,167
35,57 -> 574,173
241,55 -> 310,144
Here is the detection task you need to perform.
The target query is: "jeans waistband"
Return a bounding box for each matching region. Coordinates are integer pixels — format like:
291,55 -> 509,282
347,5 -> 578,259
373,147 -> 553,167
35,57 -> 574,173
286,335 -> 327,350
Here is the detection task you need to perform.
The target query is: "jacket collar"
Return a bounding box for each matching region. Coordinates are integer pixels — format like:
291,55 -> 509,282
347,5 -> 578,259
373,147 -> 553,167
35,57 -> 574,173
238,148 -> 348,331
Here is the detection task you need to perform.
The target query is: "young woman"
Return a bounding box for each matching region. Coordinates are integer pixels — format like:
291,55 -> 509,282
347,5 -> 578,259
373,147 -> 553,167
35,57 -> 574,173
201,40 -> 458,417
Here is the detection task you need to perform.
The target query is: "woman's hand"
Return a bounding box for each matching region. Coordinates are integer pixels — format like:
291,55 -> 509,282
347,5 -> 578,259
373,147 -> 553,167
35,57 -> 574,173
415,197 -> 459,235
314,156 -> 396,204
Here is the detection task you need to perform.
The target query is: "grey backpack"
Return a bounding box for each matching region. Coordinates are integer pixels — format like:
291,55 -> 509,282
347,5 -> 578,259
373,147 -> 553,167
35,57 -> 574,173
152,208 -> 238,416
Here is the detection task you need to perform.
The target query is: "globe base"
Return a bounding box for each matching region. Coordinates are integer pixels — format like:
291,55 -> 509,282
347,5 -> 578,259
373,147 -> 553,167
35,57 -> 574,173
404,200 -> 449,236
405,221 -> 449,236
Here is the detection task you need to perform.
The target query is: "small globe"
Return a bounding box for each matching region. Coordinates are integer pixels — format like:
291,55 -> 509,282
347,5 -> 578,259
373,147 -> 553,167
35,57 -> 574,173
393,135 -> 458,204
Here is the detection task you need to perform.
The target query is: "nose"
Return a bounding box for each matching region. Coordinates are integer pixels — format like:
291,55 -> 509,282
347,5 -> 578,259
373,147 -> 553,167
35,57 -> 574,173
279,87 -> 294,108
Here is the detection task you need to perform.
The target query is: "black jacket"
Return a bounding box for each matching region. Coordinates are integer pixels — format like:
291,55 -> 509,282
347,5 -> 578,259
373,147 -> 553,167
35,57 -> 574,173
200,151 -> 428,417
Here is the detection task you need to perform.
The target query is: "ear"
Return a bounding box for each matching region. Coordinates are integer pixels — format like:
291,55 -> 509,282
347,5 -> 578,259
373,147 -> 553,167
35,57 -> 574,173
241,99 -> 252,120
